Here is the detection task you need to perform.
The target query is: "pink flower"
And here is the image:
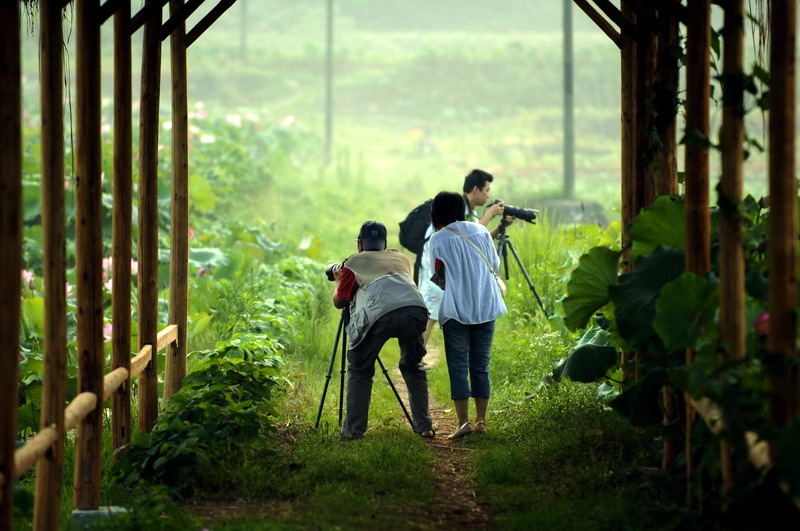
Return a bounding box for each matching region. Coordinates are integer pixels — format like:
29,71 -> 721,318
188,227 -> 195,239
21,270 -> 34,289
198,268 -> 206,277
104,279 -> 113,293
754,312 -> 769,336
102,257 -> 113,272
65,282 -> 74,297
103,322 -> 113,343
131,259 -> 139,276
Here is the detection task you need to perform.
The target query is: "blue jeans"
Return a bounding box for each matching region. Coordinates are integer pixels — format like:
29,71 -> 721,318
441,320 -> 495,400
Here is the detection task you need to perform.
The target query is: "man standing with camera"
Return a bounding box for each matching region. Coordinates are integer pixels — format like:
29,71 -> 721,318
331,221 -> 434,440
462,168 -> 513,238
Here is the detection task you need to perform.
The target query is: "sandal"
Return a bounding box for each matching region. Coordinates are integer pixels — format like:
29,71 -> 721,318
421,430 -> 436,439
446,421 -> 473,440
474,420 -> 486,433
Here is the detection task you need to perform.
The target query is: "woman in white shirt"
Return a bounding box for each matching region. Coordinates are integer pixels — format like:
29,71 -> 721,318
428,191 -> 507,440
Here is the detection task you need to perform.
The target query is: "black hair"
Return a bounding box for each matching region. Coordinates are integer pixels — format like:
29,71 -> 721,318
431,191 -> 465,229
462,169 -> 493,194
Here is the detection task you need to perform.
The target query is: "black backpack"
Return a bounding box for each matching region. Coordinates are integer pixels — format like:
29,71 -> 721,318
398,199 -> 433,255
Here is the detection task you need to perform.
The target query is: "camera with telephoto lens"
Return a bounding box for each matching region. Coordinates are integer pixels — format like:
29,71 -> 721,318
491,199 -> 538,224
325,262 -> 345,281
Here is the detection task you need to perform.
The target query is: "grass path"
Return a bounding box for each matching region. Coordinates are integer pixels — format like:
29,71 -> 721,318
393,344 -> 492,529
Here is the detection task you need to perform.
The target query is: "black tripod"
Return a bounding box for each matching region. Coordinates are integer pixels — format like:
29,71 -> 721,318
314,311 -> 415,431
496,223 -> 549,318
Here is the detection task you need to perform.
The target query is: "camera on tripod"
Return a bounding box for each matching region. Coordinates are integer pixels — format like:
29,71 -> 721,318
325,261 -> 345,281
491,199 -> 538,224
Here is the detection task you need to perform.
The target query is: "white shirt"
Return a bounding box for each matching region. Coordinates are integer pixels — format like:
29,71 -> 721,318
428,221 -> 507,325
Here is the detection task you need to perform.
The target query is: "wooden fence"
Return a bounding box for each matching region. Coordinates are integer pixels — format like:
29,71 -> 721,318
0,0 -> 236,529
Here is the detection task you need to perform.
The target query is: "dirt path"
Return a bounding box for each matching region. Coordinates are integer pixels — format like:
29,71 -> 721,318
392,344 -> 492,529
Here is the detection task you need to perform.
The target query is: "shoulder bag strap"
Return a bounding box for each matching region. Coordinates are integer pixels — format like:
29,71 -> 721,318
444,226 -> 498,276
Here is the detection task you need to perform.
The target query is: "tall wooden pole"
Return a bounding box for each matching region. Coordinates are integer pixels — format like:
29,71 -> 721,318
112,0 -> 133,455
718,0 -> 746,493
0,1 -> 22,527
620,1 -> 637,382
768,0 -> 797,433
684,0 -> 712,499
324,0 -> 333,166
635,18 -> 657,212
73,0 -> 105,510
653,11 -> 679,196
166,0 -> 189,401
138,0 -> 162,432
34,0 -> 68,525
563,0 -> 575,199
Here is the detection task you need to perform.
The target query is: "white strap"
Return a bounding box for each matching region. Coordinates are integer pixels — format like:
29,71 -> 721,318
444,227 -> 498,276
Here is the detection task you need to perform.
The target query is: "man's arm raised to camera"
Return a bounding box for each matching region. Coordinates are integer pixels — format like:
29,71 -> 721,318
332,266 -> 357,309
479,201 -> 514,238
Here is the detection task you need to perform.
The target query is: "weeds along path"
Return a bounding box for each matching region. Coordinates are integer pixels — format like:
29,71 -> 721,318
393,344 -> 492,529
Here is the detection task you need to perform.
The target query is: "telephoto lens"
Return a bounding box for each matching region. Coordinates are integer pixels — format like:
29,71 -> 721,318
325,262 -> 342,281
492,199 -> 538,224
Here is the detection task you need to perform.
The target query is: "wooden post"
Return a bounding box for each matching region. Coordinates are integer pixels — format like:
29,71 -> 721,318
138,0 -> 162,432
73,0 -> 105,510
653,10 -> 678,196
112,0 -> 133,455
718,0 -> 746,493
165,0 -> 189,401
635,16 -> 657,212
620,0 -> 637,381
768,0 -> 798,432
0,1 -> 22,527
684,0 -> 712,500
324,0 -> 333,166
34,0 -> 68,526
563,0 -> 575,199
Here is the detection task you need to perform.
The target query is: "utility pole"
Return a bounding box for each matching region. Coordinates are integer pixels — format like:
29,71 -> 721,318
324,0 -> 334,166
563,0 -> 575,199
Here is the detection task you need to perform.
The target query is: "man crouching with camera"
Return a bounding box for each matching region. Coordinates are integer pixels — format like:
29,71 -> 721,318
330,221 -> 434,440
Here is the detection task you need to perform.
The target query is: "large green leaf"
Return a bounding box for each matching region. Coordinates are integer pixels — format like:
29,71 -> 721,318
630,195 -> 685,258
188,247 -> 230,269
609,247 -> 685,349
21,298 -> 45,337
561,246 -> 621,331
556,345 -> 618,383
610,368 -> 667,426
653,273 -> 719,351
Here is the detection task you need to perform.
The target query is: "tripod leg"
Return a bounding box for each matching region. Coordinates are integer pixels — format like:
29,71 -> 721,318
376,355 -> 415,431
338,327 -> 347,426
315,313 -> 344,430
505,239 -> 549,318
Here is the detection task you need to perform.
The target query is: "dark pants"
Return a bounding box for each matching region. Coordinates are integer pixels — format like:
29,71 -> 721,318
341,306 -> 432,438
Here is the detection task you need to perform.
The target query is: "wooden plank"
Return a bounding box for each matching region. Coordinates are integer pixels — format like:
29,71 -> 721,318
619,0 -> 637,382
572,0 -> 622,48
0,1 -> 22,525
130,345 -> 153,378
73,0 -> 105,511
104,367 -> 130,400
131,0 -> 169,34
186,0 -> 236,47
157,324 -> 179,351
138,0 -> 163,433
683,0 -> 712,502
112,0 -> 133,458
64,392 -> 99,431
166,0 -> 190,401
14,427 -> 59,480
34,0 -> 68,528
160,0 -> 204,41
768,0 -> 798,431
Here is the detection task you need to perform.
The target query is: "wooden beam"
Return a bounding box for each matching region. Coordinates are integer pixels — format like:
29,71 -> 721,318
99,0 -> 122,23
112,0 -> 133,458
718,0 -> 746,493
186,0 -> 236,47
14,427 -> 59,480
590,0 -> 642,40
130,345 -> 153,377
64,392 -> 98,431
138,0 -> 163,432
166,0 -> 190,401
157,324 -> 179,351
573,0 -> 622,48
0,1 -> 22,527
683,0 -> 712,503
103,367 -> 130,400
653,12 -> 679,197
73,0 -> 105,511
34,0 -> 68,528
768,0 -> 798,431
160,0 -> 204,41
131,0 -> 169,34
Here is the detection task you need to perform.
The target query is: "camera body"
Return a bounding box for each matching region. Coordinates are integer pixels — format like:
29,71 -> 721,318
491,199 -> 538,224
325,262 -> 344,281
